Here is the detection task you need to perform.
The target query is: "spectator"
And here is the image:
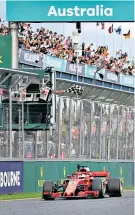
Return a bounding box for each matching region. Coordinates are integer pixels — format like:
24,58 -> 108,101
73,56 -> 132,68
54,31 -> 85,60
0,19 -> 8,35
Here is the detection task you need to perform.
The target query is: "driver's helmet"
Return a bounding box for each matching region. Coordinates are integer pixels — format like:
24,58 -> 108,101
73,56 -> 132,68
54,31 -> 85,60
80,167 -> 90,172
85,167 -> 90,171
79,174 -> 86,179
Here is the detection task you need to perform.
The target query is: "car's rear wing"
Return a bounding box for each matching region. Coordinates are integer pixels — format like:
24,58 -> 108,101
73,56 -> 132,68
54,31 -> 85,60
92,171 -> 110,178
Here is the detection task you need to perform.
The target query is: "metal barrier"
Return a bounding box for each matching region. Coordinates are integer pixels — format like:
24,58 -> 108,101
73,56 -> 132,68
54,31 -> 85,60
0,96 -> 134,160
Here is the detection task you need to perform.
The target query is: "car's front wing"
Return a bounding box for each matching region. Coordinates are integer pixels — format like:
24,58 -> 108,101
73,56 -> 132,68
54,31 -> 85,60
42,190 -> 99,200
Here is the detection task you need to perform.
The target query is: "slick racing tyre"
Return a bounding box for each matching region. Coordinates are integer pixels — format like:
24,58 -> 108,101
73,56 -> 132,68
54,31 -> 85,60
92,178 -> 106,198
42,180 -> 56,200
107,178 -> 123,197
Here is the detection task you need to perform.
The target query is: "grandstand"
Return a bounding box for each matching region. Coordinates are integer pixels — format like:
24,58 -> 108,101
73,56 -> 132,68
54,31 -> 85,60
0,21 -> 134,75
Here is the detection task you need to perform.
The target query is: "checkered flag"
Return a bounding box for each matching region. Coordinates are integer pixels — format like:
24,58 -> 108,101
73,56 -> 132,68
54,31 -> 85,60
66,85 -> 84,95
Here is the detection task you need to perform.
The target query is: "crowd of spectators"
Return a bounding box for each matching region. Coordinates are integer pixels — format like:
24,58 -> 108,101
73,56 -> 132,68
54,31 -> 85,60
0,21 -> 134,76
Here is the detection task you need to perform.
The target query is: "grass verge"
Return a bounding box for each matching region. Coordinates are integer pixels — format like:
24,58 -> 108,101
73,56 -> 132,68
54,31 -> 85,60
0,187 -> 134,201
0,192 -> 41,200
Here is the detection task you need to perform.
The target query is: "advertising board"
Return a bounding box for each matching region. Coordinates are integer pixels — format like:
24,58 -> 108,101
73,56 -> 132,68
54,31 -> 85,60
19,49 -> 43,67
0,162 -> 23,194
66,62 -> 85,76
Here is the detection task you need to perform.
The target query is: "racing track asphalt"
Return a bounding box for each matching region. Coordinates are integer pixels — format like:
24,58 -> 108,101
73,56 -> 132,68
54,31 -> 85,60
0,191 -> 134,215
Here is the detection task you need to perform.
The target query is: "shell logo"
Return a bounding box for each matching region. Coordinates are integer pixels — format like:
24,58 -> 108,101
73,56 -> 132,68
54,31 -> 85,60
40,167 -> 44,178
0,56 -> 3,64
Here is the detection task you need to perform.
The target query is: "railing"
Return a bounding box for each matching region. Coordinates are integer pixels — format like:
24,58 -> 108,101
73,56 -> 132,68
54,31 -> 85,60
19,49 -> 135,88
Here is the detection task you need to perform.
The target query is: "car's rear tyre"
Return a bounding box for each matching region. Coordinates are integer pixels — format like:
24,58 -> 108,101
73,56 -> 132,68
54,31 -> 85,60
42,180 -> 56,200
107,178 -> 123,197
92,178 -> 106,198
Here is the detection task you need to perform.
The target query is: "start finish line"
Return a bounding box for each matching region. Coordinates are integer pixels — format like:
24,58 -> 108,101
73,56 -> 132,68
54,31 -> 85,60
6,0 -> 134,22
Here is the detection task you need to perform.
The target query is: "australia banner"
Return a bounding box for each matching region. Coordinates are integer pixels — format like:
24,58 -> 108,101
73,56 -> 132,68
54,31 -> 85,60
0,161 -> 23,194
19,49 -> 43,67
6,1 -> 134,22
66,62 -> 85,76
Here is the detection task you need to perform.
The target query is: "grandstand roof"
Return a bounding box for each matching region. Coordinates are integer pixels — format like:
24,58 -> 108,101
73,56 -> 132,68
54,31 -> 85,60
0,68 -> 133,107
56,80 -> 134,107
0,68 -> 45,78
0,68 -> 45,89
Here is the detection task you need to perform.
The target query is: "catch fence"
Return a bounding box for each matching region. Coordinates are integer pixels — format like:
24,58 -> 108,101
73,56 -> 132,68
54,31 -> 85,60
0,96 -> 134,160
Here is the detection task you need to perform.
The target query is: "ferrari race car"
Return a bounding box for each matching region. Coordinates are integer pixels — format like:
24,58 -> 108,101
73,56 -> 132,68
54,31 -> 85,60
42,165 -> 123,200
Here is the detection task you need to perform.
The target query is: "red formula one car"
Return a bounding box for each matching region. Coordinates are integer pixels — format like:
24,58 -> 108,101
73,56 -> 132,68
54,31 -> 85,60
42,165 -> 123,200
